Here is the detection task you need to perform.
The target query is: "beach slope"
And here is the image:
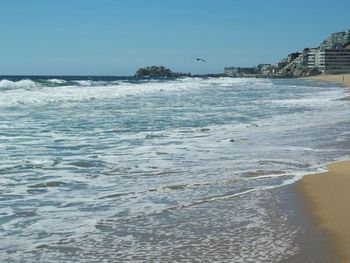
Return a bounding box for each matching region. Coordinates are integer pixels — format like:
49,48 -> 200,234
298,160 -> 350,262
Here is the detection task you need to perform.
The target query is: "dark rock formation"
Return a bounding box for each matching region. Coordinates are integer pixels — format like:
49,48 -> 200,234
287,65 -> 322,77
136,66 -> 172,77
135,66 -> 191,77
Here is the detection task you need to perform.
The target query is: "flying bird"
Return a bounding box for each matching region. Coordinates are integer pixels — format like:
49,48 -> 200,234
193,57 -> 206,62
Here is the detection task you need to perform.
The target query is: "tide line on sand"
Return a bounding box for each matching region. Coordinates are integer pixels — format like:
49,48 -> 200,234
298,160 -> 350,262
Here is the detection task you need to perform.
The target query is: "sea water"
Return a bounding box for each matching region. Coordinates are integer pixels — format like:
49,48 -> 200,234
1,76 -> 350,262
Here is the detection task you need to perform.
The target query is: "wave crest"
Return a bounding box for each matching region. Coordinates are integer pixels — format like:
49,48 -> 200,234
0,79 -> 39,90
47,79 -> 67,84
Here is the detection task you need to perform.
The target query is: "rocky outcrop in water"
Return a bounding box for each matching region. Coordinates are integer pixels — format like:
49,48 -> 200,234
136,66 -> 172,77
135,66 -> 191,77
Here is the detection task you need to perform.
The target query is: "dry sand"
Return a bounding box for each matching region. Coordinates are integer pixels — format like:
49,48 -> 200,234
302,73 -> 350,88
298,161 -> 350,262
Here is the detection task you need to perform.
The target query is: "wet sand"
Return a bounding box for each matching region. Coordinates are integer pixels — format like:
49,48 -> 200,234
302,73 -> 350,88
272,186 -> 338,263
297,74 -> 350,262
298,161 -> 350,262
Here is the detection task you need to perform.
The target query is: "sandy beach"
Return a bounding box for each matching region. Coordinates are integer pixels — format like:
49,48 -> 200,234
302,73 -> 350,88
299,161 -> 350,262
299,74 -> 350,262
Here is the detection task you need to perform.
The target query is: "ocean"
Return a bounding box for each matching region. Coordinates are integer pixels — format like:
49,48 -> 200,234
1,76 -> 350,262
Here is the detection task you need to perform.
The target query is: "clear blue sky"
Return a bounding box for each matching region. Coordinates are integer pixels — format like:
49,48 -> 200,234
0,0 -> 349,76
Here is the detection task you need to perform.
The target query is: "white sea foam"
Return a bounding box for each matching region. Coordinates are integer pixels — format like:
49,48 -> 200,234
0,79 -> 39,90
0,77 -> 208,107
1,77 -> 350,262
47,78 -> 67,84
73,80 -> 94,86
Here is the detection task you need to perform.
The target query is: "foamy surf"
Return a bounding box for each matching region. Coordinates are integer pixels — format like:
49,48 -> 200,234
1,76 -> 350,262
0,79 -> 39,90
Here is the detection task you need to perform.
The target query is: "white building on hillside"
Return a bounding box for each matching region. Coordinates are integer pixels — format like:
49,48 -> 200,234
318,46 -> 350,74
320,30 -> 350,49
307,45 -> 350,74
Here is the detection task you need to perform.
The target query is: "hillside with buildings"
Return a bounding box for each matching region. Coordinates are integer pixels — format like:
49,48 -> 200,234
225,30 -> 350,77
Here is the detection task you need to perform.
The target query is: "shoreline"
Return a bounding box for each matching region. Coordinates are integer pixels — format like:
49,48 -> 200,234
272,185 -> 338,263
298,74 -> 350,262
298,161 -> 350,262
301,73 -> 350,88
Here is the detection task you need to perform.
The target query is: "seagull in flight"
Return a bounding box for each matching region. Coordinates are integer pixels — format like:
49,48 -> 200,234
193,57 -> 206,62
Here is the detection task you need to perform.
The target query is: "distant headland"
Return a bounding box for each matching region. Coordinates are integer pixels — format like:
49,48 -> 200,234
225,29 -> 350,78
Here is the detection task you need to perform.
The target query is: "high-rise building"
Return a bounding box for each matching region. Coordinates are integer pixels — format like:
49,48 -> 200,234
318,46 -> 350,74
307,30 -> 350,74
320,30 -> 350,50
307,48 -> 320,68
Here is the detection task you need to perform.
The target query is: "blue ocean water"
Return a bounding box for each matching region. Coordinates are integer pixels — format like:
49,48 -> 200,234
1,76 -> 350,262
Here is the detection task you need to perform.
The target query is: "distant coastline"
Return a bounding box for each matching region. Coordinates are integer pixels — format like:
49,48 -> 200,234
225,30 -> 350,79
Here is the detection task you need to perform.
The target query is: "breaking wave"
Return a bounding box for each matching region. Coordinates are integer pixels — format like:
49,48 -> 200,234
47,79 -> 67,84
0,79 -> 39,90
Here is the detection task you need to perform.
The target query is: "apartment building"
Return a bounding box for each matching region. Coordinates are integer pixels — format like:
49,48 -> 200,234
320,30 -> 350,49
318,46 -> 350,74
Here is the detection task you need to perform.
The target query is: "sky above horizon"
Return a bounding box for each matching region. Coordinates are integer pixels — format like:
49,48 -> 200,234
0,0 -> 349,76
